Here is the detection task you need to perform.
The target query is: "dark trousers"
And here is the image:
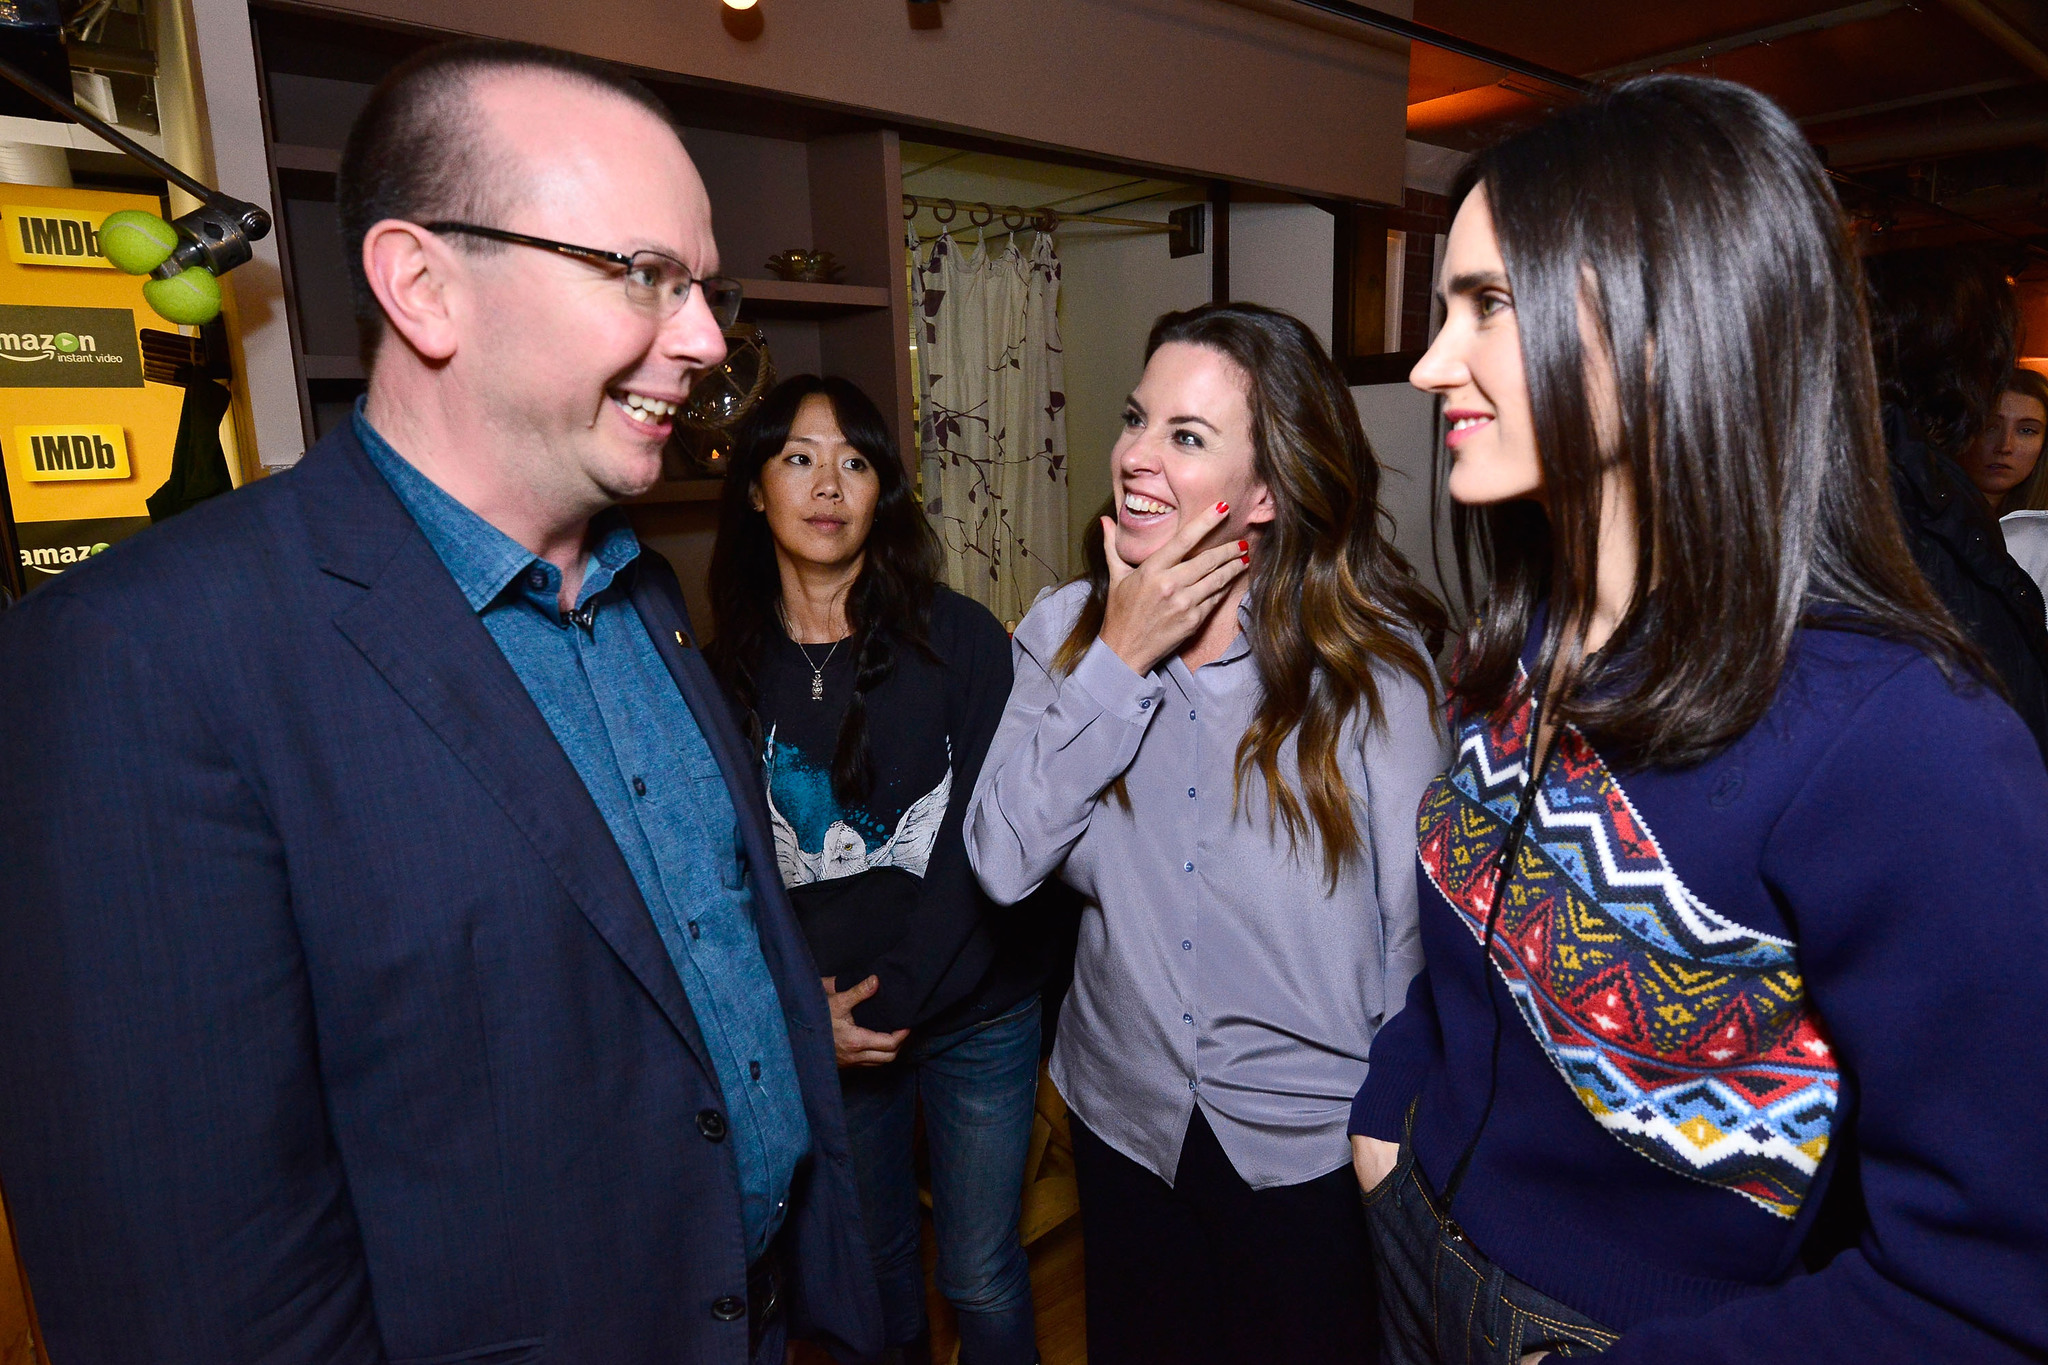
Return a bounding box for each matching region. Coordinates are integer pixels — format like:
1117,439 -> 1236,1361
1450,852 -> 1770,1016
1364,1112 -> 1615,1364
1069,1105 -> 1377,1365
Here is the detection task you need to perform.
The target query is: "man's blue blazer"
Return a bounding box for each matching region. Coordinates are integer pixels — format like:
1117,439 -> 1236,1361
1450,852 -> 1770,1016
0,423 -> 883,1364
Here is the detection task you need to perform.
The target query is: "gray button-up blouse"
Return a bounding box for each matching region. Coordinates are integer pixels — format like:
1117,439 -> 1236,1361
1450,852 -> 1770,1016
966,581 -> 1447,1190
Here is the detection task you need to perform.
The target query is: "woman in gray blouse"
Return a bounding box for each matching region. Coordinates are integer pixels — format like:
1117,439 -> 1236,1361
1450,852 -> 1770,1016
966,302 -> 1449,1365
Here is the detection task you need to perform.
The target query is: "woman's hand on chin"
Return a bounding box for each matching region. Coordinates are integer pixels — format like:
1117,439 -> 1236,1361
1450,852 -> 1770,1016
1097,500 -> 1250,676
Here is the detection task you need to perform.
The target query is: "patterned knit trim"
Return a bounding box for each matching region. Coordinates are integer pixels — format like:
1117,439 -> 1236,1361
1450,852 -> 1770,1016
1419,682 -> 1839,1219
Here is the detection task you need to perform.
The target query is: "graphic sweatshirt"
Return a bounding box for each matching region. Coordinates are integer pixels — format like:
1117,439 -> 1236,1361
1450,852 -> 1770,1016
754,586 -> 1039,1034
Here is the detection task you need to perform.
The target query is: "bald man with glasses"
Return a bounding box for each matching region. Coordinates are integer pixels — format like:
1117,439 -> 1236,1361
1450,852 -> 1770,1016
0,40 -> 882,1365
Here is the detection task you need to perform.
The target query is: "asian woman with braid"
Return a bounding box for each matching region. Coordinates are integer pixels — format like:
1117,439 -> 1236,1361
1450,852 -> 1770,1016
1349,76 -> 2048,1363
707,376 -> 1040,1365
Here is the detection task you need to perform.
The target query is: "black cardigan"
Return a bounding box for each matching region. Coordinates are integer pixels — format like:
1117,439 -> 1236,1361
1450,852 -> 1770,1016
752,585 -> 1040,1034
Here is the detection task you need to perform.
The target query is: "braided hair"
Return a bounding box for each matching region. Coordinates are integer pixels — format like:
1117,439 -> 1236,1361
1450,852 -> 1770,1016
707,375 -> 941,804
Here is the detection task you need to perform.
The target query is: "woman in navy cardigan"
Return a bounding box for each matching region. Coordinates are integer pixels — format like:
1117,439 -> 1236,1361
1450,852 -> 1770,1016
1349,75 -> 2048,1363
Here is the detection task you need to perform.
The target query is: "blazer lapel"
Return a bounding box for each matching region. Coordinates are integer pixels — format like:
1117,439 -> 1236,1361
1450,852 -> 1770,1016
298,429 -> 714,1073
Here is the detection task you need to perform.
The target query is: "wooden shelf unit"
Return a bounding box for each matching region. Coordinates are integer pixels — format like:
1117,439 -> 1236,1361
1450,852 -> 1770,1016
301,353 -> 364,381
269,142 -> 341,175
737,278 -> 892,317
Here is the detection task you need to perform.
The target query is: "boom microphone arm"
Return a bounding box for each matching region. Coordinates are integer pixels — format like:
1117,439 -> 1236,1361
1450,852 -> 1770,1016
0,51 -> 269,314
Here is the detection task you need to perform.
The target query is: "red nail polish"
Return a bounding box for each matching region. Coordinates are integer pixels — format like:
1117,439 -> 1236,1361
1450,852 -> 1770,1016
1241,554 -> 1250,565
1238,540 -> 1248,553
1216,501 -> 1229,514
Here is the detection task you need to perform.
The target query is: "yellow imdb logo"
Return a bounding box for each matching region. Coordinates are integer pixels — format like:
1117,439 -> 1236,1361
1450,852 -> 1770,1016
4,206 -> 114,269
16,424 -> 130,482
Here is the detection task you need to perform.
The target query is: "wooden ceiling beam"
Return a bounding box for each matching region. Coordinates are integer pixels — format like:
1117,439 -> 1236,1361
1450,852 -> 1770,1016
1588,1 -> 1908,81
1825,112 -> 2048,166
1934,0 -> 2048,83
1798,76 -> 2029,127
1285,0 -> 1593,95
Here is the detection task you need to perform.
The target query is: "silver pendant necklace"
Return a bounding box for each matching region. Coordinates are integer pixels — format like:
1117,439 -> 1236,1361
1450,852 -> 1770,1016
793,636 -> 843,700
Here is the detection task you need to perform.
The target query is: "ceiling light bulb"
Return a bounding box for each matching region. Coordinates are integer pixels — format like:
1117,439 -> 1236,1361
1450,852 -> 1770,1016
723,0 -> 759,8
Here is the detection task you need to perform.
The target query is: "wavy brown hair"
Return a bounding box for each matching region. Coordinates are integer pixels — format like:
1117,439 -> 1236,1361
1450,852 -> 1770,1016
1055,302 -> 1446,886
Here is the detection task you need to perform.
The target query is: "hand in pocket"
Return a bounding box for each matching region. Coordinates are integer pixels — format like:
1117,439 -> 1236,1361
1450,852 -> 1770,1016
1352,1134 -> 1400,1195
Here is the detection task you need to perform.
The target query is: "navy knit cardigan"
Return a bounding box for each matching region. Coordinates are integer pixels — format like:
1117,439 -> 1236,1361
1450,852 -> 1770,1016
1353,622 -> 2048,1362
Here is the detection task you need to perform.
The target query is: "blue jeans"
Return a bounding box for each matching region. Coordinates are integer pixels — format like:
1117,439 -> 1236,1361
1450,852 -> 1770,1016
839,993 -> 1042,1365
1364,1104 -> 1616,1363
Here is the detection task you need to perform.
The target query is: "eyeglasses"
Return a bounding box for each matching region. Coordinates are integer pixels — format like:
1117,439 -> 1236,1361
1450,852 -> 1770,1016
423,222 -> 744,326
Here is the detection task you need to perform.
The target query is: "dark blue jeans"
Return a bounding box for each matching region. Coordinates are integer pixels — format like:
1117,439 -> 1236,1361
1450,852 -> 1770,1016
839,994 -> 1042,1365
1363,1108 -> 1617,1364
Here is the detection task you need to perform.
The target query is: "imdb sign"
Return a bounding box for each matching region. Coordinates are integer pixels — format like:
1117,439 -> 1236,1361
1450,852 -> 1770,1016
14,424 -> 131,483
3,206 -> 115,269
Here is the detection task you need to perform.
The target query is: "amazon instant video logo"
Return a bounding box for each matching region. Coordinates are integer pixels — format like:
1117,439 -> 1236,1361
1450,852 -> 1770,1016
1,328 -> 102,362
0,305 -> 141,389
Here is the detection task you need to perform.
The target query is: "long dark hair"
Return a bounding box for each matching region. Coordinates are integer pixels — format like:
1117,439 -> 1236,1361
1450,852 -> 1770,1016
707,375 -> 942,802
1446,74 -> 1980,767
1865,245 -> 2020,461
1056,302 -> 1446,886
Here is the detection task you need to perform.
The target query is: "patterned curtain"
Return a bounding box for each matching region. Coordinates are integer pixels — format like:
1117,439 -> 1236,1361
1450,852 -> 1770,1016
912,229 -> 1070,624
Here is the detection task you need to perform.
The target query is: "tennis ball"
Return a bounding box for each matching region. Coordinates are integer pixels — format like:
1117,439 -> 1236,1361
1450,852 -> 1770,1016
143,267 -> 222,325
53,332 -> 77,353
99,209 -> 180,275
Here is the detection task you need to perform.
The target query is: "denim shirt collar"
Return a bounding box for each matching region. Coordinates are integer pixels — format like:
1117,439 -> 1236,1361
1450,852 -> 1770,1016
353,398 -> 641,616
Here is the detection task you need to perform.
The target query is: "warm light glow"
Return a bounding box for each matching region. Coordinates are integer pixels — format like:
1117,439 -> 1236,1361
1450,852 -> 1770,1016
722,0 -> 759,8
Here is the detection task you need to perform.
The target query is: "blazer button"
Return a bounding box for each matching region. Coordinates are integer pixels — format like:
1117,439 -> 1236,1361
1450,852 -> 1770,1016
697,1109 -> 728,1142
711,1295 -> 746,1321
